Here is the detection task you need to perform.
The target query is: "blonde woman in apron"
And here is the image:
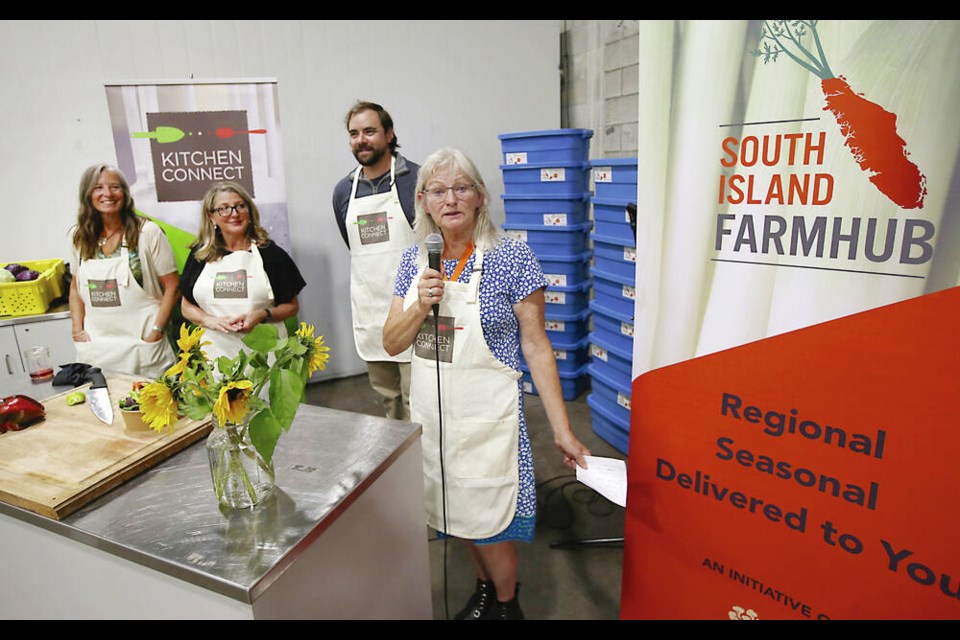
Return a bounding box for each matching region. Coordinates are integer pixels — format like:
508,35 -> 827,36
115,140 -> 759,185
384,148 -> 591,621
180,182 -> 306,370
69,164 -> 179,380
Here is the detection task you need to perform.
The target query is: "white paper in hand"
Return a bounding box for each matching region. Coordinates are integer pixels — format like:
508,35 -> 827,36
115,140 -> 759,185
576,455 -> 627,507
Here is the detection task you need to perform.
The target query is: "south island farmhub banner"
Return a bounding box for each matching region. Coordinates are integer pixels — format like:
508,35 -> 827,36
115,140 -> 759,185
622,20 -> 959,620
104,79 -> 290,270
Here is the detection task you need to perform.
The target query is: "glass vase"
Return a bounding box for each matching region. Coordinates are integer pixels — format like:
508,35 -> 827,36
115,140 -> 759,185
206,413 -> 275,510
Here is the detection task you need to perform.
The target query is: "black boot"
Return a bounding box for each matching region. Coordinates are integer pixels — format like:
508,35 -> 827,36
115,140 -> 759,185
454,578 -> 495,620
483,583 -> 525,620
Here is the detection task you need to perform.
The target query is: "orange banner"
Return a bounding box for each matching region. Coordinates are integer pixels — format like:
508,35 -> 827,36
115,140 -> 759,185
622,286 -> 959,619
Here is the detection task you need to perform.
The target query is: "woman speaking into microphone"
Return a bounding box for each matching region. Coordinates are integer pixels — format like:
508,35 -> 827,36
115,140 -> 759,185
383,148 -> 590,621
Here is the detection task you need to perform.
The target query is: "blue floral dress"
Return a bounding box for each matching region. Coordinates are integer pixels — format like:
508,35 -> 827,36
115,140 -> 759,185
394,236 -> 547,543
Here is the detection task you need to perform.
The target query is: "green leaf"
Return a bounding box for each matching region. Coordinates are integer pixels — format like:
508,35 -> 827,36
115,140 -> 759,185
286,335 -> 308,356
182,398 -> 213,421
248,351 -> 270,370
216,353 -> 239,377
248,409 -> 283,465
268,368 -> 304,431
243,323 -> 279,352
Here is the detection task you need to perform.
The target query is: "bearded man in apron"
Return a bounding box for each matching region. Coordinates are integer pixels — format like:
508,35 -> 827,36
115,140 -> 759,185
69,163 -> 179,380
384,148 -> 591,620
332,101 -> 419,421
180,182 -> 306,368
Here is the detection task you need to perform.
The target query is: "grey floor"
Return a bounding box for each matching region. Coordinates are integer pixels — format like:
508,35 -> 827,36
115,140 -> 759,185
304,373 -> 625,621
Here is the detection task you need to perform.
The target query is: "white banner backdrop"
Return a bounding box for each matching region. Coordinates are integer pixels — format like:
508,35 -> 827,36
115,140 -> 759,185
104,79 -> 291,266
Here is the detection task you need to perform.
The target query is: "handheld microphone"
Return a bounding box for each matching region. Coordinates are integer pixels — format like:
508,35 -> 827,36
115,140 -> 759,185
425,233 -> 444,317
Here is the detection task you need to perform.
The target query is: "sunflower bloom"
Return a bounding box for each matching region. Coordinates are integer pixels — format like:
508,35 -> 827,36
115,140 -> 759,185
177,324 -> 209,353
139,381 -> 179,432
307,335 -> 331,375
164,349 -> 192,378
165,325 -> 212,378
296,322 -> 330,375
213,380 -> 254,425
295,322 -> 315,339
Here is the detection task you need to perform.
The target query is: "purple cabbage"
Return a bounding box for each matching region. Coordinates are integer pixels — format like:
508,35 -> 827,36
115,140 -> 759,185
4,263 -> 27,276
14,270 -> 40,282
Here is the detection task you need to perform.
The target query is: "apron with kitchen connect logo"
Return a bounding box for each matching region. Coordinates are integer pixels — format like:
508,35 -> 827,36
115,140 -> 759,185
403,248 -> 521,539
191,243 -> 286,366
346,155 -> 415,362
75,243 -> 174,379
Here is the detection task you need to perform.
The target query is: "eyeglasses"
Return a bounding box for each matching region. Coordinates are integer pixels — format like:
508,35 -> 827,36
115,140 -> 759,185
212,203 -> 249,217
423,184 -> 476,202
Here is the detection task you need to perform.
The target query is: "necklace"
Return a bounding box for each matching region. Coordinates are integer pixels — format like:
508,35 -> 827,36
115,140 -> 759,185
98,228 -> 121,247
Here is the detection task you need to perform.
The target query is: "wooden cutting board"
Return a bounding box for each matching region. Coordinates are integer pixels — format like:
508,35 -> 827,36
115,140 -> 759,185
0,374 -> 212,520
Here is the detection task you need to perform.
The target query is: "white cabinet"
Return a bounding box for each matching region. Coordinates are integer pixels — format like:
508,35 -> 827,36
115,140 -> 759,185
0,314 -> 73,391
12,317 -> 73,368
1,326 -> 24,384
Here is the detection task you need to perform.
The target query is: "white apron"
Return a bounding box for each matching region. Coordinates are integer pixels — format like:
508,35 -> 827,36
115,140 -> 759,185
346,156 -> 415,362
75,244 -> 174,379
191,243 -> 287,365
404,249 -> 521,539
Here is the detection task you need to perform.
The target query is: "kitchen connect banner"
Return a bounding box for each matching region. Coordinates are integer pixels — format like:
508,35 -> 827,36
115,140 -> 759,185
104,79 -> 290,270
622,20 -> 959,620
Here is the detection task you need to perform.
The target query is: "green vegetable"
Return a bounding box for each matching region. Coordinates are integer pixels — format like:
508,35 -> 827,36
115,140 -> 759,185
66,391 -> 86,406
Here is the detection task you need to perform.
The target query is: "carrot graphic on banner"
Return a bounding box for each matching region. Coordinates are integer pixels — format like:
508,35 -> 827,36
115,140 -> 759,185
752,20 -> 927,209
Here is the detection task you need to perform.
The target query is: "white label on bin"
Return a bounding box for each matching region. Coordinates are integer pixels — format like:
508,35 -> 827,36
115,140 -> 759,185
591,344 -> 608,361
617,392 -> 631,410
523,381 -> 534,393
544,213 -> 568,226
544,273 -> 567,287
505,152 -> 528,165
621,321 -> 634,337
622,284 -> 636,300
545,291 -> 566,305
545,320 -> 565,332
623,247 -> 637,263
541,168 -> 566,182
554,349 -> 567,360
505,229 -> 527,242
593,167 -> 612,183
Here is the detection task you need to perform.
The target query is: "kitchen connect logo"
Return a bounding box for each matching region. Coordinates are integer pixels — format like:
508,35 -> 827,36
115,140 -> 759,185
132,110 -> 266,202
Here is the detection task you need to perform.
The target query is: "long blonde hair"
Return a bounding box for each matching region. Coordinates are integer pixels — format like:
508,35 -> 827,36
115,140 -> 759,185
71,163 -> 143,260
191,181 -> 271,262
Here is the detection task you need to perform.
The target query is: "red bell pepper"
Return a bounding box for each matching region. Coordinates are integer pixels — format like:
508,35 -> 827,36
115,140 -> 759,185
0,395 -> 45,433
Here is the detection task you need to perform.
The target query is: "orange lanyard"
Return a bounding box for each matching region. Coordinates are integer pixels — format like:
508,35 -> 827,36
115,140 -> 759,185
446,242 -> 474,281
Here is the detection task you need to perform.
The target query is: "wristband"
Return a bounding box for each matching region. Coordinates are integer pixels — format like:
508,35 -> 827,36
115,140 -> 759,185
151,324 -> 163,334
263,308 -> 273,321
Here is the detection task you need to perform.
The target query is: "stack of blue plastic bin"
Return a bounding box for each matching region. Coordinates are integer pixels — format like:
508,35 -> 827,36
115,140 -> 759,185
586,157 -> 638,455
498,128 -> 594,401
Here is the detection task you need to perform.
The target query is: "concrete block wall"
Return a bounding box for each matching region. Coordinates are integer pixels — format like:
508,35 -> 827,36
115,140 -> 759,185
561,20 -> 638,159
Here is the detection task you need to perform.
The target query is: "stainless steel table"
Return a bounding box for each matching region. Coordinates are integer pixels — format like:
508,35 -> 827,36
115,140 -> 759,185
0,395 -> 430,619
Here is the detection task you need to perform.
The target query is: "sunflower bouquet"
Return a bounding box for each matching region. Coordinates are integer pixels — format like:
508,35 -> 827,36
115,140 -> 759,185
138,321 -> 330,465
